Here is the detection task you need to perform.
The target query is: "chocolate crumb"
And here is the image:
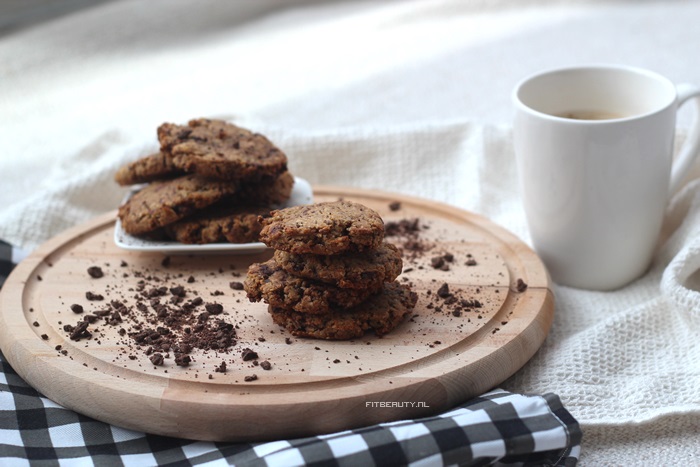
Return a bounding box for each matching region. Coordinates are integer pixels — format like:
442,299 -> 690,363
244,374 -> 258,382
389,201 -> 401,211
241,348 -> 258,361
85,291 -> 104,301
431,256 -> 445,269
69,321 -> 91,341
41,334 -> 49,340
466,258 -> 477,266
436,283 -> 451,298
149,353 -> 165,366
515,279 -> 528,292
229,281 -> 244,290
32,321 -> 39,327
285,337 -> 292,345
205,303 -> 223,315
215,361 -> 227,373
161,256 -> 171,267
260,361 -> 272,370
175,354 -> 191,367
70,304 -> 84,314
87,266 -> 104,278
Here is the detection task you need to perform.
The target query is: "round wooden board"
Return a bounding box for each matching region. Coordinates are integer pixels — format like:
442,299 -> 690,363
0,187 -> 553,442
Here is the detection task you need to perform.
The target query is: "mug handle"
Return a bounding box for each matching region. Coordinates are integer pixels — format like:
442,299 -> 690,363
669,83 -> 700,194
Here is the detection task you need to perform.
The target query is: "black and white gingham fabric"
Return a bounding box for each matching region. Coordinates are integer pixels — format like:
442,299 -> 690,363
0,241 -> 581,466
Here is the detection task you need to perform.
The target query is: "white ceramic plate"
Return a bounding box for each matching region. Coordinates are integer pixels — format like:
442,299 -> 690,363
114,177 -> 313,254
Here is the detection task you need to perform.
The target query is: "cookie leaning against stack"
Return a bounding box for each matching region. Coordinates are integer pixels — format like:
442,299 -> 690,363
116,118 -> 294,244
244,201 -> 417,340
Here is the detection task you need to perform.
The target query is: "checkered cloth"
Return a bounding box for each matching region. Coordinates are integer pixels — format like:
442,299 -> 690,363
0,240 -> 581,466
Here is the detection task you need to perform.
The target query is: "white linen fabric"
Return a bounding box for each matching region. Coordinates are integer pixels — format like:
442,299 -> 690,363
1,0 -> 699,464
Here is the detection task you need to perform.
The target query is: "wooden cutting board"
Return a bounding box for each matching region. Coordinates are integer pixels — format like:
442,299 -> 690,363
0,187 -> 553,442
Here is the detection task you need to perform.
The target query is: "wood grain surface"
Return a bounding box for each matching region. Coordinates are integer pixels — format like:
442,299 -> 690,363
0,187 -> 553,441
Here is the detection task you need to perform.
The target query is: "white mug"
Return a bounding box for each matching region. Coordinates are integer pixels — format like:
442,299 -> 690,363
513,64 -> 700,290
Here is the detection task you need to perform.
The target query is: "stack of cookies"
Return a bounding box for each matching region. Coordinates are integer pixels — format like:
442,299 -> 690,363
116,118 -> 294,244
244,200 -> 417,340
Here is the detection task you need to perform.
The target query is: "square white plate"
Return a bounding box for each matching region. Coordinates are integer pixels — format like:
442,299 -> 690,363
114,177 -> 313,254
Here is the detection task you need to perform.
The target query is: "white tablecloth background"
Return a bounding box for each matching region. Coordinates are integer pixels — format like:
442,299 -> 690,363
1,1 -> 699,464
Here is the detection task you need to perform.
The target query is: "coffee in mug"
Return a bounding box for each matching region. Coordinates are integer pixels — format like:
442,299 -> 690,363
555,110 -> 626,120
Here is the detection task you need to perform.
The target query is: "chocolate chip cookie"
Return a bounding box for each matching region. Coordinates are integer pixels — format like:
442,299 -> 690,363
118,174 -> 237,235
245,259 -> 380,314
157,119 -> 287,181
268,281 -> 417,340
273,242 -> 402,289
258,201 -> 385,255
114,152 -> 183,186
236,170 -> 294,205
164,204 -> 270,244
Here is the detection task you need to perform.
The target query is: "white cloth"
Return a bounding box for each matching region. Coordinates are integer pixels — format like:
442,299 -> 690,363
1,1 -> 699,464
